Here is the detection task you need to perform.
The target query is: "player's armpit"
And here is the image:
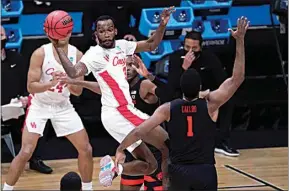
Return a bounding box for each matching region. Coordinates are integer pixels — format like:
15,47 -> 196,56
207,77 -> 243,113
27,48 -> 54,93
55,47 -> 88,78
139,80 -> 158,104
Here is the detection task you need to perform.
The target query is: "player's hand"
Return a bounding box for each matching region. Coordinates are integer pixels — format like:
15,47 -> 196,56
160,6 -> 175,26
132,54 -> 149,78
50,71 -> 62,86
124,34 -> 137,42
115,148 -> 126,170
229,16 -> 250,40
58,74 -> 76,85
182,49 -> 195,70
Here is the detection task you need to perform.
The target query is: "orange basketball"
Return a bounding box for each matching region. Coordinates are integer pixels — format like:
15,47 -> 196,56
43,10 -> 74,40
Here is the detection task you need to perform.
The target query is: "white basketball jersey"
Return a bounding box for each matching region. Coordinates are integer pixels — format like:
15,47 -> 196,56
32,43 -> 77,104
80,40 -> 137,108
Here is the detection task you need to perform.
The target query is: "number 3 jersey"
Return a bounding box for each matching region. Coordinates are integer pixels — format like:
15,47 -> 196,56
80,40 -> 137,108
32,43 -> 77,105
167,98 -> 216,165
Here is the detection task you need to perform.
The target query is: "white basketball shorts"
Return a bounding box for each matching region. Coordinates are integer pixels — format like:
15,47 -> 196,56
101,104 -> 149,153
24,98 -> 84,137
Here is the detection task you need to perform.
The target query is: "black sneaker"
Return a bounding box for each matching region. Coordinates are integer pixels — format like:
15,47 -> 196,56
215,143 -> 240,157
29,158 -> 53,174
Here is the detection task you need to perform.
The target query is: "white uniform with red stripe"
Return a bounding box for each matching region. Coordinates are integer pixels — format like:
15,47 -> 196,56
25,43 -> 84,137
81,40 -> 148,152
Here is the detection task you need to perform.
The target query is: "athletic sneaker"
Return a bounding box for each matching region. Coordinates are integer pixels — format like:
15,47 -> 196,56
215,143 -> 240,157
99,155 -> 117,187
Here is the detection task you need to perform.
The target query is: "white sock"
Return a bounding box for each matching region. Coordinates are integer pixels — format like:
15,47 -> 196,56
3,183 -> 14,190
117,164 -> 123,175
82,182 -> 92,190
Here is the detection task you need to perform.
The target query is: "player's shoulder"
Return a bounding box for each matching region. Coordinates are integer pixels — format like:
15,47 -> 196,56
32,46 -> 45,58
85,45 -> 103,55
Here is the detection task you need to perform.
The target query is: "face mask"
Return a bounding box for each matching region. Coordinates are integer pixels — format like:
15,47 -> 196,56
193,51 -> 201,58
1,38 -> 7,50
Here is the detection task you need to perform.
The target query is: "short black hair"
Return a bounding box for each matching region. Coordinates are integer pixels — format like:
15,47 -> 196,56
95,15 -> 116,27
60,172 -> 81,191
180,68 -> 201,99
184,31 -> 203,46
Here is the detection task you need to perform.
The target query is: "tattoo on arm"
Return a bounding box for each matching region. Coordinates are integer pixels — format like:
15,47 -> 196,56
55,48 -> 87,78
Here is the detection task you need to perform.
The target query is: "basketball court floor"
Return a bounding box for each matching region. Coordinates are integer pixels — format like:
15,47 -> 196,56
1,147 -> 287,190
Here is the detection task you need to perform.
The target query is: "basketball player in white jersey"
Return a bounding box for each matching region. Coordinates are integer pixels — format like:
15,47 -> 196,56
52,7 -> 175,188
3,32 -> 94,190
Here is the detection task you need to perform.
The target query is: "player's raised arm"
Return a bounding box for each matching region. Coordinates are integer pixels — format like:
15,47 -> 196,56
134,7 -> 175,53
52,40 -> 88,78
207,17 -> 249,113
66,50 -> 84,96
132,55 -> 167,101
117,102 -> 170,152
27,48 -> 58,93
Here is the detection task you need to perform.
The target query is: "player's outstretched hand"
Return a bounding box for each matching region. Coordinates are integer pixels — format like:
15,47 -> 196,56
228,16 -> 250,40
115,148 -> 126,171
161,6 -> 175,26
132,54 -> 150,78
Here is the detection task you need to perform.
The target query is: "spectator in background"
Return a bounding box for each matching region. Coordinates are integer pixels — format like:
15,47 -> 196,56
60,172 -> 82,191
166,31 -> 239,157
1,25 -> 53,173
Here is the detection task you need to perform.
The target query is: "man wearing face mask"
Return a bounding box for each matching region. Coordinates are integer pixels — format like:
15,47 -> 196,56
1,25 -> 53,174
166,30 -> 240,157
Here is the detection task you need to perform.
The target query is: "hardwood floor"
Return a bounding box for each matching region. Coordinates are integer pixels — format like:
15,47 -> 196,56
1,147 -> 287,190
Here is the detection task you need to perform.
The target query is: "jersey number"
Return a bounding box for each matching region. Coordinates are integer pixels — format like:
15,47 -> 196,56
186,116 -> 194,137
48,83 -> 67,93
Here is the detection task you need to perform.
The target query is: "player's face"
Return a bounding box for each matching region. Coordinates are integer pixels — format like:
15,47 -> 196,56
96,19 -> 117,49
57,33 -> 71,46
184,38 -> 201,52
126,56 -> 138,81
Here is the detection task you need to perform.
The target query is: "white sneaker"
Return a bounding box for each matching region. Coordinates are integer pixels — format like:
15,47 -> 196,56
99,155 -> 116,187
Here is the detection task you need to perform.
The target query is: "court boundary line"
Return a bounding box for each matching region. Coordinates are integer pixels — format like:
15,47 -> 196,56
218,184 -> 268,189
225,165 -> 284,191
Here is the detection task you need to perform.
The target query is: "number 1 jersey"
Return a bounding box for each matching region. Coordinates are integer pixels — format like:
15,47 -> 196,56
167,98 -> 216,165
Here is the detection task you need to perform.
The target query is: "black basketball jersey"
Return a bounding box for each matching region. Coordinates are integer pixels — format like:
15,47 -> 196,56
130,78 -> 160,158
130,78 -> 159,116
167,98 -> 216,165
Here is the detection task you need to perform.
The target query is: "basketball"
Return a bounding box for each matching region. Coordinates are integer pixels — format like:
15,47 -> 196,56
43,10 -> 74,40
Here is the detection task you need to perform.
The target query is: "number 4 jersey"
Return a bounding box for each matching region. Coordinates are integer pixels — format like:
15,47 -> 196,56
32,43 -> 77,104
167,98 -> 216,165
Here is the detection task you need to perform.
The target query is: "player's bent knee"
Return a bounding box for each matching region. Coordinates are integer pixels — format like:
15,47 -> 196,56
144,159 -> 158,175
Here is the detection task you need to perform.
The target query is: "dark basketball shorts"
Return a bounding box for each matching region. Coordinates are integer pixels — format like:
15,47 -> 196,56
168,163 -> 217,191
121,149 -> 163,190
